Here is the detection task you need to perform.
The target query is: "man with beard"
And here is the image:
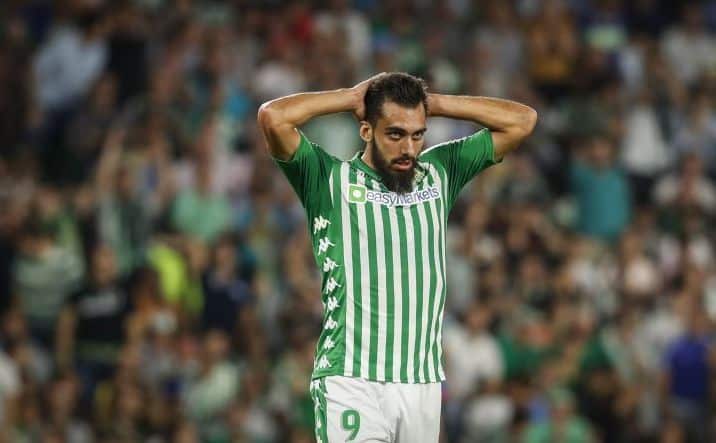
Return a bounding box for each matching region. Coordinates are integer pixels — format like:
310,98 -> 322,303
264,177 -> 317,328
258,72 -> 536,442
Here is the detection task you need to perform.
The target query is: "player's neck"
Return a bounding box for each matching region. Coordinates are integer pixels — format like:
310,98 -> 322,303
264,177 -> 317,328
360,145 -> 377,171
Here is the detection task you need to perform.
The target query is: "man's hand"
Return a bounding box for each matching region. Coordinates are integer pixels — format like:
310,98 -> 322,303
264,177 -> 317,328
351,72 -> 386,121
258,73 -> 387,161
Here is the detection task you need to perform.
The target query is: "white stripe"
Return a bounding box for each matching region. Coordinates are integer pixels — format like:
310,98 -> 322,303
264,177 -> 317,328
341,163 -> 355,376
426,167 -> 445,381
415,196 -> 431,383
404,207 -> 417,383
436,167 -> 448,380
356,172 -> 371,377
370,179 -> 387,381
388,204 -> 402,381
328,168 -> 334,205
419,142 -> 448,158
419,129 -> 486,157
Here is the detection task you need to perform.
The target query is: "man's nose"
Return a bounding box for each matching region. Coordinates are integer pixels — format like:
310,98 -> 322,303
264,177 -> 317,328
402,138 -> 417,157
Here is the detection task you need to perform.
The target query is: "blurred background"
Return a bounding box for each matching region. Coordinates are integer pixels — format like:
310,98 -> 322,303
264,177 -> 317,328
1,0 -> 716,442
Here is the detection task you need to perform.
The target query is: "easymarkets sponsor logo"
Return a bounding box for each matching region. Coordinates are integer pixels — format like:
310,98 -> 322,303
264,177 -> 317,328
347,184 -> 440,207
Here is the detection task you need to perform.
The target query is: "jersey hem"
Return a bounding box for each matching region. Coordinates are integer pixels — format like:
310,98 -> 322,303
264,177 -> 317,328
311,369 -> 446,384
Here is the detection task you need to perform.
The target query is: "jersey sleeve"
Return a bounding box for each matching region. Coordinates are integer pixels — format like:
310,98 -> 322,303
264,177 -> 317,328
273,130 -> 334,210
420,128 -> 501,209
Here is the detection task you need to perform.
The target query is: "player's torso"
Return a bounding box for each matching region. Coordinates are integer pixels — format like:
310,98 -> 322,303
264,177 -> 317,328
309,156 -> 450,383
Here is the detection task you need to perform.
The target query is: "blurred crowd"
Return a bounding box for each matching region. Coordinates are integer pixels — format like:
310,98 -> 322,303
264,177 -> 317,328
1,0 -> 716,442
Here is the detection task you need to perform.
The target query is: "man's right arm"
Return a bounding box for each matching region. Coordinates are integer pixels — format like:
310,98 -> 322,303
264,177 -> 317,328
256,75 -> 382,160
256,89 -> 359,160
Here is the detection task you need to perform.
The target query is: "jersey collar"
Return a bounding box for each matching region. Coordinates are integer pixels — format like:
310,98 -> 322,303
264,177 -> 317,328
350,151 -> 429,187
350,151 -> 382,182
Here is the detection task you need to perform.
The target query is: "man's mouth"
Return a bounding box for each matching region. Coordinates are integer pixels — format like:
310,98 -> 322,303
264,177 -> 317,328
391,158 -> 414,171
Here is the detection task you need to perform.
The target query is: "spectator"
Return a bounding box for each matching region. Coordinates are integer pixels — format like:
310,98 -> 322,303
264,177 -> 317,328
95,127 -> 161,275
315,0 -> 371,67
443,299 -> 504,441
620,87 -> 673,204
44,374 -> 92,443
1,307 -> 52,385
661,3 -> 716,87
56,244 -> 129,392
654,152 -> 716,216
12,216 -> 83,348
444,300 -> 503,402
184,329 -> 240,439
662,304 -> 713,443
672,93 -> 716,176
170,121 -> 231,244
521,388 -> 594,443
33,9 -> 108,111
201,233 -> 253,335
106,2 -> 150,105
570,136 -> 632,242
525,0 -> 579,103
63,74 -> 119,184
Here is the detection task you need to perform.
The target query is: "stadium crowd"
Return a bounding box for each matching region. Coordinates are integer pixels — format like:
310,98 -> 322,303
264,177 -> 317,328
1,0 -> 716,441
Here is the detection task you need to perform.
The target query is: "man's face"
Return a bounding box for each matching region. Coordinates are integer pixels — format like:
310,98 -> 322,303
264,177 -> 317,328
367,101 -> 427,193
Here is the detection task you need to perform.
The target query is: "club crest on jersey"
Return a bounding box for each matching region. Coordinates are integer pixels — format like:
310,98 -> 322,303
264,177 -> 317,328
347,183 -> 441,207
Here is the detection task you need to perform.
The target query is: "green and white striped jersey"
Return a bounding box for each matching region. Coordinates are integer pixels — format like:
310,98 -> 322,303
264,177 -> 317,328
274,128 -> 500,383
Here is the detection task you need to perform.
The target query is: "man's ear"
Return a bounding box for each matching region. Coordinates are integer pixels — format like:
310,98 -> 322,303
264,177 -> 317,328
359,121 -> 373,143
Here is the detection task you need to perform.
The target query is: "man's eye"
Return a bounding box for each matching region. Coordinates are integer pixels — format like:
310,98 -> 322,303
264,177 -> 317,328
389,133 -> 401,139
412,132 -> 424,140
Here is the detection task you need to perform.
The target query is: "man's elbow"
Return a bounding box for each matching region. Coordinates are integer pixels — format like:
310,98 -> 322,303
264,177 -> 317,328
518,107 -> 538,138
257,102 -> 281,133
510,107 -> 538,146
257,102 -> 295,159
494,108 -> 538,157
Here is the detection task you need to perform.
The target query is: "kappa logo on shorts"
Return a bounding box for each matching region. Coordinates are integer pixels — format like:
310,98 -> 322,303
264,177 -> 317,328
346,183 -> 441,207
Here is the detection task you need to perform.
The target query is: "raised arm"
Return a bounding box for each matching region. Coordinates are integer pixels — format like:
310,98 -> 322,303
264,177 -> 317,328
257,74 -> 383,160
95,126 -> 125,196
428,94 -> 538,159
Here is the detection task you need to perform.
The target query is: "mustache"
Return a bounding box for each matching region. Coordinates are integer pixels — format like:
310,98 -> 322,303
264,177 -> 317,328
391,155 -> 416,164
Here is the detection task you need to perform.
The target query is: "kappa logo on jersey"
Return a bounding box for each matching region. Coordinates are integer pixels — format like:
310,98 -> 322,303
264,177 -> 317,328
318,237 -> 335,254
316,355 -> 331,369
347,183 -> 441,207
313,216 -> 331,234
323,336 -> 335,350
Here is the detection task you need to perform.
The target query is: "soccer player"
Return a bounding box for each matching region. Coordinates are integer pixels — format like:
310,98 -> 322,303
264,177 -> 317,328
258,72 -> 537,442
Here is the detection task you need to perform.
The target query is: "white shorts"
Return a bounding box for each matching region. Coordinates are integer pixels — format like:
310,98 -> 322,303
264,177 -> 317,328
310,375 -> 442,443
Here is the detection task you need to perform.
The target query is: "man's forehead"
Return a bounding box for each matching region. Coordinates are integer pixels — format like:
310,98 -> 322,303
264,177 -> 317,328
377,101 -> 426,131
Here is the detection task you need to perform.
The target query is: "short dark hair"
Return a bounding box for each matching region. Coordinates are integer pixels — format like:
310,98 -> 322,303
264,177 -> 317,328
364,72 -> 428,125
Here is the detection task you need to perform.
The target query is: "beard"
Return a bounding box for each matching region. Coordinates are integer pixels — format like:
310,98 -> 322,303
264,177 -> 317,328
371,139 -> 416,194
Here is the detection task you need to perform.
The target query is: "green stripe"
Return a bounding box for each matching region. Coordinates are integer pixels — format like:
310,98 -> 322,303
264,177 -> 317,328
365,177 -> 379,380
422,176 -> 438,382
350,168 -> 362,376
431,177 -> 444,380
396,207 -> 410,382
411,204 -> 424,382
382,202 -> 395,382
388,205 -> 403,382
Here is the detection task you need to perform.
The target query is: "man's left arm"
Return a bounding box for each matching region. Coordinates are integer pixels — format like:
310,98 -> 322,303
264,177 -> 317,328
428,94 -> 538,159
